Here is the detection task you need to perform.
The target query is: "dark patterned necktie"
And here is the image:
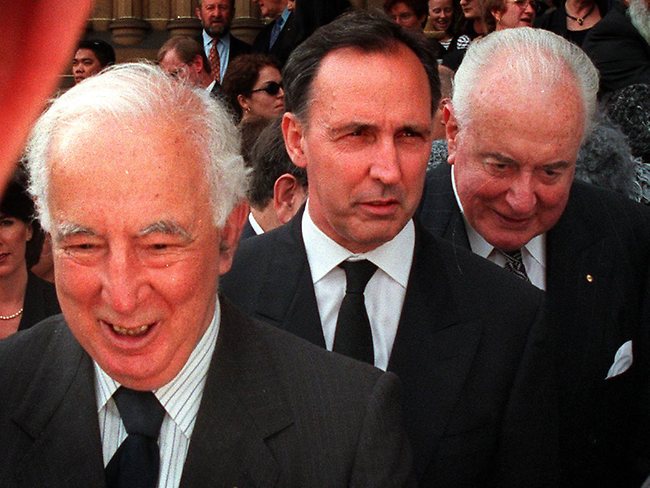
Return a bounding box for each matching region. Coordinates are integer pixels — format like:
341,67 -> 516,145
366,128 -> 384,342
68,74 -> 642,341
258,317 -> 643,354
105,387 -> 165,488
333,260 -> 377,364
501,249 -> 530,282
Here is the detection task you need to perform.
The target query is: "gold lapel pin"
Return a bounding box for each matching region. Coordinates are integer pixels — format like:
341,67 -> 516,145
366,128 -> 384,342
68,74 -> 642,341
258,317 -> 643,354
586,274 -> 594,283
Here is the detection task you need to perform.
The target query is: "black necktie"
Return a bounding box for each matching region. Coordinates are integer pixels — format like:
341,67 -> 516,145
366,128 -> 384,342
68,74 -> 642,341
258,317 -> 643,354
105,387 -> 165,488
501,249 -> 530,282
334,260 -> 377,364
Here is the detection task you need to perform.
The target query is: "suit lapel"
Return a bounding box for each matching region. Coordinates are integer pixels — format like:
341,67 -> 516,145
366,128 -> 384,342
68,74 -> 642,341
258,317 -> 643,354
13,321 -> 106,487
180,300 -> 293,487
255,210 -> 326,347
388,229 -> 484,476
418,164 -> 470,249
546,184 -> 617,385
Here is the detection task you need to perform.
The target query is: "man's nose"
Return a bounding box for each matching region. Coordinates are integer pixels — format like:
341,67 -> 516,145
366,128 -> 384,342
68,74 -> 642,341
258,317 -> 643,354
101,248 -> 145,315
505,174 -> 537,215
369,139 -> 401,185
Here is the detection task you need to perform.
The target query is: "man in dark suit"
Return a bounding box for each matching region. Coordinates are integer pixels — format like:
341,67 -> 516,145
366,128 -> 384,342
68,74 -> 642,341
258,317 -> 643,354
195,0 -> 251,82
418,27 -> 650,487
583,0 -> 650,97
0,62 -> 413,487
252,0 -> 299,67
222,11 -> 557,486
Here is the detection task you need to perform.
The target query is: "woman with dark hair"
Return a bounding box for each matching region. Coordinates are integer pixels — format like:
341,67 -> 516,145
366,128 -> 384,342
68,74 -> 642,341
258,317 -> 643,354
221,53 -> 285,124
0,169 -> 60,339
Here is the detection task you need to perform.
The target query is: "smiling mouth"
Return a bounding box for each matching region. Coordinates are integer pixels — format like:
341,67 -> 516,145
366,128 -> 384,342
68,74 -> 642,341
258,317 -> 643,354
104,320 -> 155,337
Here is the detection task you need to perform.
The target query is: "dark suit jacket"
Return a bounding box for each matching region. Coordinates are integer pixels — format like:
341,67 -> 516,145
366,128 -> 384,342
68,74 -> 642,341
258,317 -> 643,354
17,272 -> 60,332
418,163 -> 650,486
197,31 -> 251,79
252,12 -> 300,68
240,218 -> 257,240
0,300 -> 413,487
221,211 -> 558,487
583,2 -> 650,97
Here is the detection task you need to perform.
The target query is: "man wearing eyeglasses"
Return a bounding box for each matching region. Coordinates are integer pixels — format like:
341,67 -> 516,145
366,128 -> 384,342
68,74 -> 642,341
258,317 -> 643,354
157,37 -> 218,94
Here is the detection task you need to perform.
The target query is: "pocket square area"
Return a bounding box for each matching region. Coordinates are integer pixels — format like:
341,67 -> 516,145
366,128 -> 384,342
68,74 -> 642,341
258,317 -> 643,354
606,340 -> 633,379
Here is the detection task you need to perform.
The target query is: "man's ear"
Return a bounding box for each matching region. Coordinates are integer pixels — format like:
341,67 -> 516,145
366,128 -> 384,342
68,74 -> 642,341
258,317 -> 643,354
273,174 -> 306,224
191,54 -> 204,73
491,8 -> 502,23
282,112 -> 308,169
444,104 -> 460,166
195,6 -> 201,19
218,201 -> 249,276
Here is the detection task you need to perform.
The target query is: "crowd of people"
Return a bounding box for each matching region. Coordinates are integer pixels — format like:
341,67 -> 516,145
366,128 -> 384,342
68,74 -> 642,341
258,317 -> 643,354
0,0 -> 648,486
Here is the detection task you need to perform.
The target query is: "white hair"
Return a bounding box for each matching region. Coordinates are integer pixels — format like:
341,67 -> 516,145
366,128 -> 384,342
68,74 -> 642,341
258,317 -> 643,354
628,0 -> 650,44
25,62 -> 247,231
452,27 -> 599,139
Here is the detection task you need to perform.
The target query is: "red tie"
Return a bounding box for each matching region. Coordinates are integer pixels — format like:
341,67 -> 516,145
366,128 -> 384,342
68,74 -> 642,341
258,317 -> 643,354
209,41 -> 221,83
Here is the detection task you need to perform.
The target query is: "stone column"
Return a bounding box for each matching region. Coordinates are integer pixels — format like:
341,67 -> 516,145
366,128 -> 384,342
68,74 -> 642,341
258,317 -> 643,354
109,0 -> 151,45
167,0 -> 201,37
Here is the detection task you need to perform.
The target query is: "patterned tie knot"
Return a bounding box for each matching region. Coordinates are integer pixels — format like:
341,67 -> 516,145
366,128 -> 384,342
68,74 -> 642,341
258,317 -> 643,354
113,387 -> 165,439
500,249 -> 529,281
339,260 -> 378,295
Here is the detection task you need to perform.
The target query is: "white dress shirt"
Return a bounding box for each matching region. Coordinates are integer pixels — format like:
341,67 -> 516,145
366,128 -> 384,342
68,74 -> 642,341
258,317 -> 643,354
94,299 -> 221,488
248,212 -> 264,235
302,204 -> 414,370
451,166 -> 547,290
202,30 -> 231,81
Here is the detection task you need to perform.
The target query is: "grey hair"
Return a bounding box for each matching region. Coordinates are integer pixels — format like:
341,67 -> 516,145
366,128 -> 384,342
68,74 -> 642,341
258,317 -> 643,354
452,27 -> 599,139
25,62 -> 247,231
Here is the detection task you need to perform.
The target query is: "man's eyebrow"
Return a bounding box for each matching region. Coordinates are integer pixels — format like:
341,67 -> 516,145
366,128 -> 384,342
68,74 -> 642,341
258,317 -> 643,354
54,222 -> 97,240
138,220 -> 193,241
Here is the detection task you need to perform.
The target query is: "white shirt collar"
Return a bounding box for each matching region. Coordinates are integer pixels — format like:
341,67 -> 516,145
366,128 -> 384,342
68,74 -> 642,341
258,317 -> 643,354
451,164 -> 546,265
248,212 -> 264,235
94,298 -> 221,437
301,201 -> 413,289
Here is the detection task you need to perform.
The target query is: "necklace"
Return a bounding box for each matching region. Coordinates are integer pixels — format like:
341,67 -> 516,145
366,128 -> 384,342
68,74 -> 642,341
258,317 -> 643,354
0,307 -> 23,320
565,3 -> 596,25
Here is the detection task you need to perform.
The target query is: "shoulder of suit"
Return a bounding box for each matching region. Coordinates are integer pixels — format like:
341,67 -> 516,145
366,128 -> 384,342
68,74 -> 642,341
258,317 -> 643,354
221,298 -> 387,386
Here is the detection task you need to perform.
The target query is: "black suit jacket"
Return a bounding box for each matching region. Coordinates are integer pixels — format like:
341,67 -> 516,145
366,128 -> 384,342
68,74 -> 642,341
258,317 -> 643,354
18,272 -> 60,331
582,2 -> 650,96
252,12 -> 300,68
222,211 -> 558,486
418,163 -> 650,486
0,300 -> 413,487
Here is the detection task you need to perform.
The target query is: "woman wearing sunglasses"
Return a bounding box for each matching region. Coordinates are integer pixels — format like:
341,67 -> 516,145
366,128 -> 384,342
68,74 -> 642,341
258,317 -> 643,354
222,54 -> 285,124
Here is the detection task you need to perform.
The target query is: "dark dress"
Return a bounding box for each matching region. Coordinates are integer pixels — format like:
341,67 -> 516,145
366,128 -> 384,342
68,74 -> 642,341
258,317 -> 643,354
17,272 -> 60,331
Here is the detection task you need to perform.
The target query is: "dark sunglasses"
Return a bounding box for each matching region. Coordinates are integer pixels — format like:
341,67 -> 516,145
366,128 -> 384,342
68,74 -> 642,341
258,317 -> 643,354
250,81 -> 283,96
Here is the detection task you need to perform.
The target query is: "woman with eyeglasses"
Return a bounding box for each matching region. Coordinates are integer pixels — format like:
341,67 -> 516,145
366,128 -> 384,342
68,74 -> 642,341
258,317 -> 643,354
221,54 -> 285,125
482,0 -> 537,31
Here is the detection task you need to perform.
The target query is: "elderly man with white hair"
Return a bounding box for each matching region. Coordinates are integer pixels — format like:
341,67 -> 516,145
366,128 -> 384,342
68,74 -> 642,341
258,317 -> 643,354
419,26 -> 650,486
0,62 -> 413,487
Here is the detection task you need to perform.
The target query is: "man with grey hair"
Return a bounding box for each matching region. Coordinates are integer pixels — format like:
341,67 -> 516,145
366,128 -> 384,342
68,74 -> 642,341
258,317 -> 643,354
582,0 -> 650,97
0,62 -> 414,486
419,27 -> 650,486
